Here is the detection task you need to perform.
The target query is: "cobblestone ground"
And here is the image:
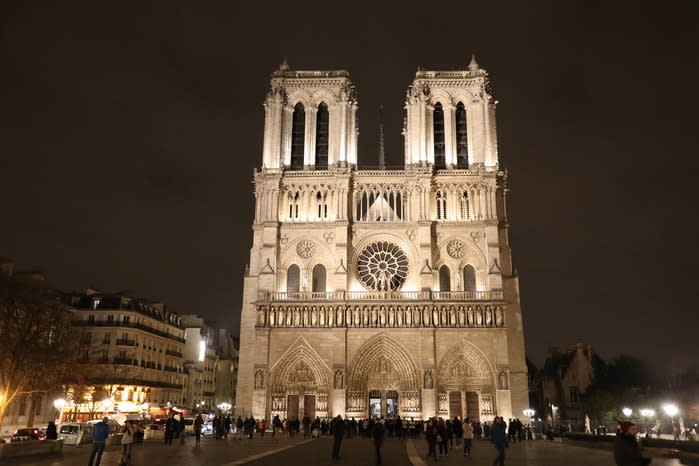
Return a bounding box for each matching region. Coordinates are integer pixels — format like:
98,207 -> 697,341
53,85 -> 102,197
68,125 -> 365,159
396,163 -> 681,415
2,434 -> 688,466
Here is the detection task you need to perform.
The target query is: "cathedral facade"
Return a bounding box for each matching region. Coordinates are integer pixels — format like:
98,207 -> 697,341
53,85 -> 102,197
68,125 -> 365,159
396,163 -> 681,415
237,58 -> 528,423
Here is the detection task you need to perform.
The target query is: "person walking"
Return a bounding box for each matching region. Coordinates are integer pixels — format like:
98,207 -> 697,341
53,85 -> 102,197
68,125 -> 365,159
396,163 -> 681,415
437,417 -> 448,457
120,421 -> 134,465
87,416 -> 110,466
614,421 -> 651,466
426,418 -> 438,461
331,414 -> 345,460
490,416 -> 508,466
463,417 -> 474,458
194,414 -> 204,445
373,418 -> 385,466
164,415 -> 176,444
179,416 -> 186,444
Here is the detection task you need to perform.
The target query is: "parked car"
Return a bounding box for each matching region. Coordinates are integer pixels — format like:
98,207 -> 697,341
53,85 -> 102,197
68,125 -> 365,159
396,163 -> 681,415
58,423 -> 93,446
11,428 -> 46,442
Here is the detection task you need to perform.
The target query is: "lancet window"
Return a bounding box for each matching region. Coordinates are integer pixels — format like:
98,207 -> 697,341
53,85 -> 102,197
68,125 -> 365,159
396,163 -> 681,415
315,103 -> 329,169
290,103 -> 305,170
287,264 -> 300,293
463,265 -> 476,292
439,265 -> 451,292
436,190 -> 447,220
316,191 -> 328,219
456,102 -> 468,168
312,264 -> 326,292
433,102 -> 446,169
459,192 -> 469,220
288,192 -> 300,219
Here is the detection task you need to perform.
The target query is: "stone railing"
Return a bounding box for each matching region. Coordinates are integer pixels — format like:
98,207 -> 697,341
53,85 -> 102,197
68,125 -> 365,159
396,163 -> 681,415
258,290 -> 503,302
255,302 -> 505,329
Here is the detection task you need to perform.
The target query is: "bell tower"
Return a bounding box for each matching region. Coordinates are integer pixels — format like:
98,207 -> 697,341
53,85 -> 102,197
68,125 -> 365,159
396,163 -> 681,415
261,60 -> 358,171
403,55 -> 498,169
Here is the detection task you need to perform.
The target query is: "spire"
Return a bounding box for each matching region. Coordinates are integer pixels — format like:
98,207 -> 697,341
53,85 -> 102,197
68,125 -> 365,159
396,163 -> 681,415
468,52 -> 479,71
378,106 -> 385,170
279,57 -> 289,71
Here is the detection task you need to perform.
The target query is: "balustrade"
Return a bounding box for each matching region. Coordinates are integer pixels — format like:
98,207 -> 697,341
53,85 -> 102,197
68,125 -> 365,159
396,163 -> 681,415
258,290 -> 502,302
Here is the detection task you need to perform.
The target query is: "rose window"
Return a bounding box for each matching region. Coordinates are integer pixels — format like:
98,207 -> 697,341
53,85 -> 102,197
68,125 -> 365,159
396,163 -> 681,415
447,240 -> 466,259
296,240 -> 316,259
356,241 -> 409,291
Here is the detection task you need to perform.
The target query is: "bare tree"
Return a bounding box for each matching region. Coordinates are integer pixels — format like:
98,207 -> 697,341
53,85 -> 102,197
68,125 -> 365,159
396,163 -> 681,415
0,273 -> 79,430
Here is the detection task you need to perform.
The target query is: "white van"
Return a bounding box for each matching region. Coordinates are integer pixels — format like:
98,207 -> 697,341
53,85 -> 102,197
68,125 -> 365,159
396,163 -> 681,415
59,423 -> 93,446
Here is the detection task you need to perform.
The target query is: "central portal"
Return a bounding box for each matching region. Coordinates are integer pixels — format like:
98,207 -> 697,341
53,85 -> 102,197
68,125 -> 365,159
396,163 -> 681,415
368,389 -> 399,419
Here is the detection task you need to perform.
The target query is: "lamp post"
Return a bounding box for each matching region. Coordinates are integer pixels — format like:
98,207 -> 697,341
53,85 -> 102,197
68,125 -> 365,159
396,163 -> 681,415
101,398 -> 113,418
622,407 -> 633,418
53,398 -> 66,424
663,403 -> 679,440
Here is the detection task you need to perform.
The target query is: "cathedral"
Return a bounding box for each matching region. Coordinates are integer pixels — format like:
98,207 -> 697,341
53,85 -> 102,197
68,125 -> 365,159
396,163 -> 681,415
236,57 -> 528,423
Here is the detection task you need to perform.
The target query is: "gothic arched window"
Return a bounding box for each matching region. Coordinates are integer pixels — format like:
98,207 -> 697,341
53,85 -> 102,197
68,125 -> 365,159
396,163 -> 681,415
291,103 -> 305,170
439,265 -> 451,292
433,102 -> 446,169
436,190 -> 447,220
315,102 -> 329,169
456,102 -> 468,168
312,264 -> 326,292
463,265 -> 476,292
460,192 -> 469,220
287,264 -> 300,293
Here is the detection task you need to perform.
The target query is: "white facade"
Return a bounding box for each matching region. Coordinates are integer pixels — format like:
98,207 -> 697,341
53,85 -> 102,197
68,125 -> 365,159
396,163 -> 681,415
237,58 -> 528,422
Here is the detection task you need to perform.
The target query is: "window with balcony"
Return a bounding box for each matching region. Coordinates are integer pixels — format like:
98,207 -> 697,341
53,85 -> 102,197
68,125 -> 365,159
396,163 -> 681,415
287,264 -> 300,293
463,265 -> 476,292
439,265 -> 451,292
312,264 -> 326,292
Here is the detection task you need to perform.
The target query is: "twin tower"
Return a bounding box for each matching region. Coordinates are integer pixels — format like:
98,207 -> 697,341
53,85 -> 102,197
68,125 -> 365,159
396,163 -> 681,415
237,58 -> 528,424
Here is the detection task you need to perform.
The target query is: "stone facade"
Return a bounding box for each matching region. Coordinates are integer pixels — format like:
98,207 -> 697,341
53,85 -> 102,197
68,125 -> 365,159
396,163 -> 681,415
237,58 -> 528,422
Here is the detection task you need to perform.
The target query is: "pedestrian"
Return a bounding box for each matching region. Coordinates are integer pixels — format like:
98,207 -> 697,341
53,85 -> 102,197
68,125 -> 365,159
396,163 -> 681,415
331,414 -> 345,460
194,414 -> 204,445
437,417 -> 448,457
87,416 -> 110,466
490,416 -> 508,466
45,421 -> 58,440
179,416 -> 186,444
120,421 -> 134,466
373,418 -> 385,466
614,420 -> 651,466
259,418 -> 267,438
463,417 -> 474,458
426,418 -> 438,461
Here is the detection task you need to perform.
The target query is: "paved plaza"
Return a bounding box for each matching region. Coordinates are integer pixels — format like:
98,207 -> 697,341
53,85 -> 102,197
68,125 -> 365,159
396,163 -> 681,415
2,435 -> 690,466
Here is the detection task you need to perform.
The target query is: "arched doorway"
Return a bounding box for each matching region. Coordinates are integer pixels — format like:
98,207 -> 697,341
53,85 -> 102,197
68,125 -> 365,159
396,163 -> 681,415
436,342 -> 495,421
346,334 -> 420,419
269,343 -> 330,422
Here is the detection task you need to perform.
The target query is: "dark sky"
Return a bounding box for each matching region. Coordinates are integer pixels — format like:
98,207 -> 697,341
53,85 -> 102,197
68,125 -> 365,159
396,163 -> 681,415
1,2 -> 697,373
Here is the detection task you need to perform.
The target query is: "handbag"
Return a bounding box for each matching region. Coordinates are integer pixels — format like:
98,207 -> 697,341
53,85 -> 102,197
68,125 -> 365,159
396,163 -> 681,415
436,434 -> 443,443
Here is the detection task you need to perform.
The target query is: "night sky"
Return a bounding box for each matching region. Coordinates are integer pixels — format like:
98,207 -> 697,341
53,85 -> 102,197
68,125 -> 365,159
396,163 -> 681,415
1,2 -> 697,373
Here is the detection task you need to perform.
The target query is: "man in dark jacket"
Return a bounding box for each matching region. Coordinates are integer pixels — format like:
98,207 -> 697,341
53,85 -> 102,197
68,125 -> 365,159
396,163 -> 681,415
614,421 -> 651,466
330,414 -> 345,460
87,417 -> 110,466
490,416 -> 508,466
373,418 -> 385,466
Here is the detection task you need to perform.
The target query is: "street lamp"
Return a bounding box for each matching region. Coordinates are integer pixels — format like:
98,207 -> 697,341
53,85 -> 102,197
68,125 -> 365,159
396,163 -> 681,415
53,398 -> 66,423
640,409 -> 655,418
663,404 -> 678,417
622,407 -> 633,418
101,398 -> 113,416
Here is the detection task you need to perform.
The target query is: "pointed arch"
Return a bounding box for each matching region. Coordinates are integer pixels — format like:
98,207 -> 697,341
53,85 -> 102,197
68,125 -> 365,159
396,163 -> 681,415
439,265 -> 451,292
433,102 -> 446,169
436,341 -> 495,392
463,265 -> 476,292
347,333 -> 419,392
315,102 -> 329,169
269,340 -> 331,394
312,264 -> 326,292
455,102 -> 468,168
287,264 -> 300,292
290,102 -> 305,170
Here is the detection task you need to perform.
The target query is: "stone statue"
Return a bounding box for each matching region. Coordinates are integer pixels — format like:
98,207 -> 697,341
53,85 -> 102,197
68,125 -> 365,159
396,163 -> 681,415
424,370 -> 433,389
334,370 -> 344,389
254,369 -> 264,389
498,370 -> 508,390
